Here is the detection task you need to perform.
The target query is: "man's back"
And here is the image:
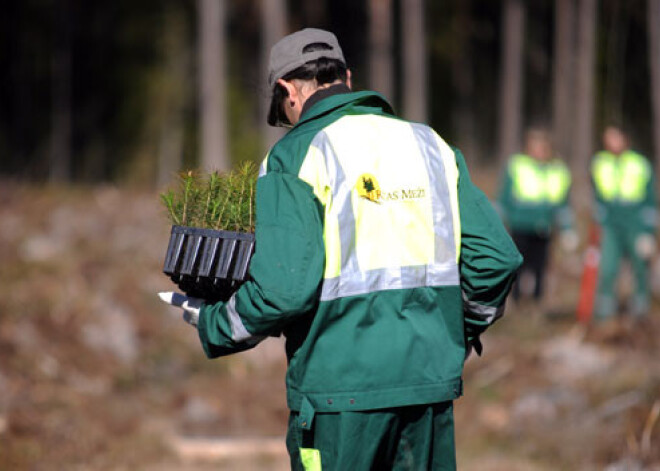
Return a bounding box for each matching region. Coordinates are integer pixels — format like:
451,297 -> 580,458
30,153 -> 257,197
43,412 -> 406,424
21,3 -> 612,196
257,91 -> 512,413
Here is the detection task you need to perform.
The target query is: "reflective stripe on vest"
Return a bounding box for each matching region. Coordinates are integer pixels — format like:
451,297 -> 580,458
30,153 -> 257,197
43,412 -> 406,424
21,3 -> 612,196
592,150 -> 651,202
510,154 -> 571,204
297,114 -> 460,302
258,154 -> 269,177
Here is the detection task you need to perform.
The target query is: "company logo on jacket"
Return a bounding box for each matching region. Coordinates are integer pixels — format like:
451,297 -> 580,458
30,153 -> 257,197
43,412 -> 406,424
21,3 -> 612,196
356,174 -> 426,203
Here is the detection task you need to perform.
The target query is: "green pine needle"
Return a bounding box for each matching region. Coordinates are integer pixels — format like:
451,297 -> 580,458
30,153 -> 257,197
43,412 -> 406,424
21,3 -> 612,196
160,163 -> 258,232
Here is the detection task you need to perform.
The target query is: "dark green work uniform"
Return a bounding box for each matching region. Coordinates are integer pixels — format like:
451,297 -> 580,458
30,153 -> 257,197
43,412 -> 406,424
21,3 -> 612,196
196,87 -> 522,470
591,150 -> 658,318
497,153 -> 573,300
287,402 -> 456,470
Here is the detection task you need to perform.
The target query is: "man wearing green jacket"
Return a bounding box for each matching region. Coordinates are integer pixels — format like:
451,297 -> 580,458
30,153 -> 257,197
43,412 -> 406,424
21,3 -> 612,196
497,129 -> 576,302
591,125 -> 657,320
161,28 -> 521,470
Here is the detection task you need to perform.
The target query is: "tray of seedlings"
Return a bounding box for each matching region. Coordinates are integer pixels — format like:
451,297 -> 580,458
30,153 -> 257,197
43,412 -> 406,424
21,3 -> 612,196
160,163 -> 257,303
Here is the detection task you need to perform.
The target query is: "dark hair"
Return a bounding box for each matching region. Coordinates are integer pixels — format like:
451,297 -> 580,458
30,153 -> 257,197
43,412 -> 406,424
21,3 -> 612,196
267,44 -> 348,127
603,123 -> 628,136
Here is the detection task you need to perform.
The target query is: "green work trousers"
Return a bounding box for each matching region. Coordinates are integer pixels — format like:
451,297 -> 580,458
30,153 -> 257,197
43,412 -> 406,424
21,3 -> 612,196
595,225 -> 650,319
286,401 -> 456,471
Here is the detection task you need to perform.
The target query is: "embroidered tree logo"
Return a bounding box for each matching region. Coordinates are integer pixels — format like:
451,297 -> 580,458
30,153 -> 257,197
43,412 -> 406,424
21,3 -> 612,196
356,173 -> 381,202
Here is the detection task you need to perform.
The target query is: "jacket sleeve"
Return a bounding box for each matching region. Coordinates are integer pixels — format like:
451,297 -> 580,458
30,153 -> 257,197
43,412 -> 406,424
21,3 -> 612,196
590,158 -> 607,225
196,171 -> 326,358
494,161 -> 513,226
641,169 -> 658,234
455,148 -> 523,354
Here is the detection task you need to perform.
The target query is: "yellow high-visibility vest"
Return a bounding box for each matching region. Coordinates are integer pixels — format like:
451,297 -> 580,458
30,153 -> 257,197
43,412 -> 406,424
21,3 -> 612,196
290,114 -> 462,302
591,150 -> 651,203
510,154 -> 571,204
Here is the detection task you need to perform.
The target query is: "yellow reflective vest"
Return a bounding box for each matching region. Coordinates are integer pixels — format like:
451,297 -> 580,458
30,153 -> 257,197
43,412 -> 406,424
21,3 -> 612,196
295,113 -> 462,299
497,153 -> 573,234
592,150 -> 651,203
591,150 -> 658,232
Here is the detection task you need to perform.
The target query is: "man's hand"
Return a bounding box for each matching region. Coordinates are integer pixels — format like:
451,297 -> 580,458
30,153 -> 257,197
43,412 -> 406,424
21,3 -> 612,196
635,234 -> 657,261
559,230 -> 579,252
464,342 -> 473,362
158,292 -> 204,327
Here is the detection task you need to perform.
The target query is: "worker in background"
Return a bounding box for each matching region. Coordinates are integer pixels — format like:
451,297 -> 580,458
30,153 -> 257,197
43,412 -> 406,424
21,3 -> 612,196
497,129 -> 577,305
161,28 -> 522,469
591,125 -> 657,321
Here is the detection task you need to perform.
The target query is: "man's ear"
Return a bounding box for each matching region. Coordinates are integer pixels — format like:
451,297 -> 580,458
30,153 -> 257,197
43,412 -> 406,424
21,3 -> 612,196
277,78 -> 298,102
346,69 -> 353,90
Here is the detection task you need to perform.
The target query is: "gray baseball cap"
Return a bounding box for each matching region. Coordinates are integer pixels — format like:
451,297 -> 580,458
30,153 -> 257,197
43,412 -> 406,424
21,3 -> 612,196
267,28 -> 346,90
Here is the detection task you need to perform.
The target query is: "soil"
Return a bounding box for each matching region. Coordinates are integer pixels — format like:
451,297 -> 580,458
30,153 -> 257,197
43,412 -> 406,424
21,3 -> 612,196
0,181 -> 658,470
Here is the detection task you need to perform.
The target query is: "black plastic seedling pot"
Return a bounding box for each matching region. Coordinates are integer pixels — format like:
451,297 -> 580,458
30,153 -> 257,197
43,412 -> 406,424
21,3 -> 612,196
163,225 -> 255,302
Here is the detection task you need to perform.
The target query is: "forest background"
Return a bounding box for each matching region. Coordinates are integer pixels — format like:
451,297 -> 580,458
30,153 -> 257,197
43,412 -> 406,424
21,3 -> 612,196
3,0 -> 660,189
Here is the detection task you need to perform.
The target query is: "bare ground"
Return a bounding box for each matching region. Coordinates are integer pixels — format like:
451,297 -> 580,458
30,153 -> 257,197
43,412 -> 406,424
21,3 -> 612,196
0,181 -> 658,470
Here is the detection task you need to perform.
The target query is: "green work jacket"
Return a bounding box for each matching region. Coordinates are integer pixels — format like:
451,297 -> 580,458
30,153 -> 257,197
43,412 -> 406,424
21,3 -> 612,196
591,150 -> 658,234
497,153 -> 573,235
197,90 -> 522,421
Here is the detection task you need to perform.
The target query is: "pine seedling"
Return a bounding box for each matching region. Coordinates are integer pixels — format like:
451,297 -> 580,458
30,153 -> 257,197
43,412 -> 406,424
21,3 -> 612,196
160,190 -> 181,225
202,171 -> 222,228
180,170 -> 196,226
161,163 -> 258,232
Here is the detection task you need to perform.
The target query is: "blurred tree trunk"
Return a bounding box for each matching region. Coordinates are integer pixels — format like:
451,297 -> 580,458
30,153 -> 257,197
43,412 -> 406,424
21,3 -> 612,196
497,0 -> 525,165
602,1 -> 628,126
553,0 -> 576,160
303,1 -> 326,27
49,0 -> 73,183
452,0 -> 477,160
402,0 -> 427,122
573,0 -> 597,194
198,0 -> 229,172
260,0 -> 287,155
157,7 -> 190,187
368,0 -> 394,102
649,0 -> 660,175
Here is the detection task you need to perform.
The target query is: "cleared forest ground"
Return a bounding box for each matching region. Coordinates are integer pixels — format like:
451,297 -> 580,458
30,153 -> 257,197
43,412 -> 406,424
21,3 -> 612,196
0,181 -> 658,470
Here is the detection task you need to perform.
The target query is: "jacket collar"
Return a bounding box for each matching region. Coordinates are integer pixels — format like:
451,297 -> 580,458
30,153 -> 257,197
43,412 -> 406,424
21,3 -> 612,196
300,83 -> 352,119
295,88 -> 395,128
